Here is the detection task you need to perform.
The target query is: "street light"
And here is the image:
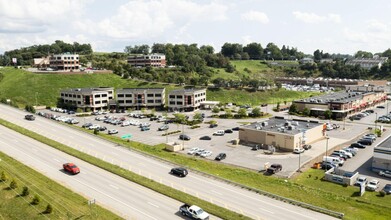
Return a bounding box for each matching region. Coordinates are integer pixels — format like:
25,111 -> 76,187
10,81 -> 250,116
325,136 -> 329,158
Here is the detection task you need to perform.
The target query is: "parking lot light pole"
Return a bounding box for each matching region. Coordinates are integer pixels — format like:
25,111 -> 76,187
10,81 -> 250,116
375,113 -> 378,134
325,136 -> 329,158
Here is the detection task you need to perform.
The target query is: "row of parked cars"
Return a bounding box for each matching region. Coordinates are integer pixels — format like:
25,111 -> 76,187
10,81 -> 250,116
36,112 -> 79,124
348,109 -> 375,121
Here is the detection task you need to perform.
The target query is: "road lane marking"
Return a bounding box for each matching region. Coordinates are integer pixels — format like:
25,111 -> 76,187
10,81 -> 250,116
147,202 -> 159,208
210,190 -> 222,196
109,184 -> 119,190
53,158 -> 60,162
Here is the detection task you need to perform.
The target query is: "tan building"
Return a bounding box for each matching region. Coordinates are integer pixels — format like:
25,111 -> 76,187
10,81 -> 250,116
116,88 -> 165,110
168,88 -> 206,112
275,77 -> 387,88
127,54 -> 166,67
60,87 -> 114,111
50,53 -> 80,70
239,117 -> 324,151
33,57 -> 50,69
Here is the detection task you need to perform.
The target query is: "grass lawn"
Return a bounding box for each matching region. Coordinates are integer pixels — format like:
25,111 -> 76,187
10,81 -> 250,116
0,151 -> 121,220
207,88 -> 319,106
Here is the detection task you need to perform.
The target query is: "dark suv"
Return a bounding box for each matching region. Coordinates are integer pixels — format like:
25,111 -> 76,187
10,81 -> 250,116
266,164 -> 282,174
179,134 -> 191,140
170,167 -> 188,177
25,114 -> 35,121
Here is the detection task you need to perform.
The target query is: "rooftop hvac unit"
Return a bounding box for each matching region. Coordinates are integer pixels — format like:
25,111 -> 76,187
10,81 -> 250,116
262,121 -> 268,127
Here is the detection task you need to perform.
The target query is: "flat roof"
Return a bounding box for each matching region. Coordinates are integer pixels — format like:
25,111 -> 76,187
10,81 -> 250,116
61,87 -> 113,93
117,88 -> 165,93
295,91 -> 372,104
243,117 -> 321,135
169,88 -> 206,94
376,136 -> 391,150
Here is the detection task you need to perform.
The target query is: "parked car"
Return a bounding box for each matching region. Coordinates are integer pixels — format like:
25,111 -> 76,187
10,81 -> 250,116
293,148 -> 305,154
108,129 -> 118,134
379,170 -> 391,178
363,133 -> 377,141
330,152 -> 347,161
82,123 -> 93,128
366,179 -> 380,191
140,126 -> 150,131
24,114 -> 35,121
232,127 -> 240,131
321,162 -> 337,170
63,163 -> 80,175
195,149 -> 205,156
200,151 -> 212,157
355,176 -> 368,186
303,144 -> 312,150
99,126 -> 107,131
350,142 -> 366,149
199,136 -> 212,140
179,134 -> 191,140
266,164 -> 282,174
187,147 -> 200,155
170,167 -> 188,177
224,129 -> 233,134
342,147 -> 357,156
209,123 -> 218,128
382,184 -> 391,194
213,130 -> 225,136
357,138 -> 373,145
377,105 -> 385,109
215,153 -> 226,161
158,124 -> 169,131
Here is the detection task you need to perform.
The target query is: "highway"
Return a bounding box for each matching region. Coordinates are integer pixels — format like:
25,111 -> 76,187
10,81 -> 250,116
0,104 -> 337,220
0,125 -> 187,220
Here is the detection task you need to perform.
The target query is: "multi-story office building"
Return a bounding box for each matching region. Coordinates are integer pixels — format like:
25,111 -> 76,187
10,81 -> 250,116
115,88 -> 165,110
168,88 -> 206,112
127,54 -> 166,67
50,53 -> 80,70
60,87 -> 114,111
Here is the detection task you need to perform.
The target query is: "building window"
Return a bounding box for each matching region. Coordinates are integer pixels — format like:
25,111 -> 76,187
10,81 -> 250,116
61,93 -> 64,97
147,94 -> 154,97
155,94 -> 161,97
102,94 -> 107,97
77,95 -> 81,98
118,94 -> 124,97
169,95 -> 175,99
94,94 -> 100,98
102,100 -> 107,103
147,100 -> 154,103
77,101 -> 81,104
126,100 -> 132,103
169,101 -> 175,105
95,101 -> 100,104
155,100 -> 161,103
125,94 -> 132,97
177,101 -> 183,105
118,100 -> 124,103
177,95 -> 183,99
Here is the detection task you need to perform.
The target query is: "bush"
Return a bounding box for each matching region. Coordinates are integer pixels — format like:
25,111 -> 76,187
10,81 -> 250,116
44,204 -> 53,214
190,125 -> 200,129
21,186 -> 30,196
379,190 -> 386,197
93,129 -> 99,135
1,171 -> 8,182
9,180 -> 18,189
31,195 -> 41,205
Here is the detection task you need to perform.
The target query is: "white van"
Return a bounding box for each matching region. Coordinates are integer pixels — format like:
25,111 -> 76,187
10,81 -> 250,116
213,130 -> 225,136
323,156 -> 344,166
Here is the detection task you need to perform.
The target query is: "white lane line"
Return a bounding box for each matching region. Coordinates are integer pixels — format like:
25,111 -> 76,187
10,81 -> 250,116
112,152 -> 119,156
210,190 -> 223,196
259,207 -> 274,214
109,184 -> 119,190
147,202 -> 159,208
53,158 -> 60,162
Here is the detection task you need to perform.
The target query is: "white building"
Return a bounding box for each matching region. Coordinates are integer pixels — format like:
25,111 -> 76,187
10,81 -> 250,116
127,54 -> 166,67
116,88 -> 165,110
50,53 -> 80,71
345,56 -> 388,70
168,88 -> 206,112
60,87 -> 114,111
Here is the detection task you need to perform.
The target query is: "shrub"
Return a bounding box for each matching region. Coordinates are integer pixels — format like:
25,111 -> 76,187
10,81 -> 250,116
1,171 -> 8,182
9,180 -> 18,189
93,129 -> 99,135
190,125 -> 200,129
44,204 -> 53,214
379,190 -> 386,197
21,186 -> 30,196
31,195 -> 41,205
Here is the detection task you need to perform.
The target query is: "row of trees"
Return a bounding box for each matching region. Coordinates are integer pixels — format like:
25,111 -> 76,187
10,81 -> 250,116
0,40 -> 93,66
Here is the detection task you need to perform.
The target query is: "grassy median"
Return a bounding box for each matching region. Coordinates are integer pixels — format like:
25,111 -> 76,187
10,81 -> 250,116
0,151 -> 121,220
0,118 -> 250,220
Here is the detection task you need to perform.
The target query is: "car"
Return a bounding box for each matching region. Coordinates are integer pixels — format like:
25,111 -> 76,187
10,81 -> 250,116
140,126 -> 150,131
266,164 -> 282,174
303,144 -> 312,150
321,162 -> 337,170
366,179 -> 380,191
232,127 -> 240,131
99,126 -> 107,131
108,129 -> 118,134
224,129 -> 233,134
195,149 -> 206,156
330,152 -> 347,161
363,133 -> 377,140
170,167 -> 188,177
379,170 -> 391,178
187,147 -> 200,155
382,184 -> 391,194
199,136 -> 212,140
158,124 -> 169,131
179,134 -> 191,140
209,123 -> 218,128
200,151 -> 212,157
88,124 -> 101,130
365,109 -> 375,113
357,138 -> 372,145
293,148 -> 305,154
82,122 -> 93,128
213,130 -> 225,136
377,105 -> 385,109
334,150 -> 353,158
355,176 -> 368,186
350,142 -> 366,149
342,147 -> 357,156
63,163 -> 80,174
25,114 -> 35,121
215,153 -> 226,161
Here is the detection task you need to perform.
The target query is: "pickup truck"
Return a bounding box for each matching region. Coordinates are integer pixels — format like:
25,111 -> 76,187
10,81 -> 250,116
179,204 -> 209,220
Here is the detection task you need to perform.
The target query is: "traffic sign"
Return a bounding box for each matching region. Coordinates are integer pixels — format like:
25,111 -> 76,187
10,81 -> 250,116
121,134 -> 132,139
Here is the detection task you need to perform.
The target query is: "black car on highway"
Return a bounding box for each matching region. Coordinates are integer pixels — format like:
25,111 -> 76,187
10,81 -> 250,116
24,114 -> 35,121
170,167 -> 188,177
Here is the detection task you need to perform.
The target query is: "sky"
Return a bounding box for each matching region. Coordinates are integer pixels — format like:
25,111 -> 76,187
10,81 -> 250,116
0,0 -> 391,55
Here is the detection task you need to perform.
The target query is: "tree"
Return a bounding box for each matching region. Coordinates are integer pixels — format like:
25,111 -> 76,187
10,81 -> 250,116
31,195 -> 41,205
276,102 -> 280,111
10,180 -> 18,189
302,108 -> 310,116
289,103 -> 298,114
212,106 -> 220,114
44,204 -> 53,214
243,42 -> 263,59
324,110 -> 332,119
173,113 -> 186,124
21,186 -> 30,196
193,112 -> 203,121
1,171 -> 8,182
251,107 -> 262,117
224,108 -> 233,118
237,108 -> 247,118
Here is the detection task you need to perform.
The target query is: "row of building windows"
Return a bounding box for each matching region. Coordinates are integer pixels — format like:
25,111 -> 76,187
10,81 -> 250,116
117,93 -> 162,98
118,100 -> 162,104
169,95 -> 183,99
51,56 -> 79,60
195,93 -> 206,97
169,101 -> 183,105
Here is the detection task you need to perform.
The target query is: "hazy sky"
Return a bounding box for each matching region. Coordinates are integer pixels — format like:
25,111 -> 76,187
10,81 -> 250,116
1,0 -> 390,55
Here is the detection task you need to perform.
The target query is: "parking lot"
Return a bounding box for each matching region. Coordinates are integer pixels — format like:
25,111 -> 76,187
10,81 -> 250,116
36,104 -> 391,185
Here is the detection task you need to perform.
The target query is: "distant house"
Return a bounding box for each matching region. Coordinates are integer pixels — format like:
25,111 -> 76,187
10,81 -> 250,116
345,56 -> 388,69
33,57 -> 50,69
127,54 -> 166,67
320,58 -> 335,64
299,57 -> 314,64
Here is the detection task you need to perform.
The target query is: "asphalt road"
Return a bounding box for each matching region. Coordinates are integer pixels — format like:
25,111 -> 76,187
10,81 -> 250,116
0,104 -> 337,220
0,125 -> 184,220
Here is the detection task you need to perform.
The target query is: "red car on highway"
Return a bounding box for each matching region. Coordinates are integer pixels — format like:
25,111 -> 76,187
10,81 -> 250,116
63,163 -> 80,174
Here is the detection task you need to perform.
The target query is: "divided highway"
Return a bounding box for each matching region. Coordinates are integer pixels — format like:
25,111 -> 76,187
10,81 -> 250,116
0,104 -> 337,220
